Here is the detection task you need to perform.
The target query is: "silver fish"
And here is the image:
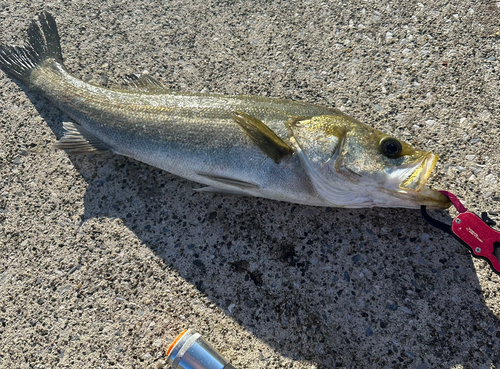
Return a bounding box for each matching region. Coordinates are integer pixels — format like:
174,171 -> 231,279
0,12 -> 450,209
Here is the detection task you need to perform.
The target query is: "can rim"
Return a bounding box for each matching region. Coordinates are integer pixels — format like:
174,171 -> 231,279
166,329 -> 188,357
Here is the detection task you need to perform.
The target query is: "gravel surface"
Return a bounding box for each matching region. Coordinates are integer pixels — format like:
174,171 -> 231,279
1,1 -> 499,368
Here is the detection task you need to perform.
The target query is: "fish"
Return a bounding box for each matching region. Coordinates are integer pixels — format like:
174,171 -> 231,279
0,12 -> 450,209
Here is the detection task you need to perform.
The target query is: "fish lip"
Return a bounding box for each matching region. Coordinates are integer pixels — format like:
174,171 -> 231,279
415,185 -> 451,208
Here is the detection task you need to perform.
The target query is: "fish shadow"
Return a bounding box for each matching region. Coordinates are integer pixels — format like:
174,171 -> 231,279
29,94 -> 500,368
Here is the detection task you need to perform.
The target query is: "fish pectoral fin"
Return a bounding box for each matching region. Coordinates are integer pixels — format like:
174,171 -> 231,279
197,173 -> 259,190
231,111 -> 294,164
53,122 -> 110,154
194,186 -> 253,197
120,74 -> 166,92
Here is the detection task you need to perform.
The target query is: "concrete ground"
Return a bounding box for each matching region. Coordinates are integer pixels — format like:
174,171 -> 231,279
1,1 -> 499,368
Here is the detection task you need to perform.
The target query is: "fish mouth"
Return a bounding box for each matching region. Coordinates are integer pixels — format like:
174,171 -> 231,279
395,154 -> 451,209
400,153 -> 438,192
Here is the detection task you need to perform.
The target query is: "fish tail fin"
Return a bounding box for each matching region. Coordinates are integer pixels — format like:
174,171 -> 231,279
0,11 -> 63,84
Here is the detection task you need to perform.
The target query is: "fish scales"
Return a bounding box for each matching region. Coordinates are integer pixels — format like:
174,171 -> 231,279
29,58 -> 335,205
0,12 -> 450,209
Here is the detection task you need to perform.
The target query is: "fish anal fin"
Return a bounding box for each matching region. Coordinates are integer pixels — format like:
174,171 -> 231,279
53,122 -> 110,154
120,73 -> 166,92
197,173 -> 259,190
231,111 -> 294,164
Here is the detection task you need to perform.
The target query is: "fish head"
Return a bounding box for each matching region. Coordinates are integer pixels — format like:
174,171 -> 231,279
288,114 -> 451,209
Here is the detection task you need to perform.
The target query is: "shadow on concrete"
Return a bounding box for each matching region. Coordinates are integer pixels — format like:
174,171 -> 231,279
30,93 -> 500,369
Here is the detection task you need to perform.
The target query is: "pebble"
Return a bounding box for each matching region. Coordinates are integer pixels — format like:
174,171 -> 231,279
485,174 -> 498,185
400,307 -> 413,314
415,364 -> 429,369
343,271 -> 350,282
420,233 -> 430,241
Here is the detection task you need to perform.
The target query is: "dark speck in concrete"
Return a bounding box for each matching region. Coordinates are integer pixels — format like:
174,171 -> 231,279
192,259 -> 204,268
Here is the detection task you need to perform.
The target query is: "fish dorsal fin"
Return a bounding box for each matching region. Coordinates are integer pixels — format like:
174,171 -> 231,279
197,173 -> 259,190
231,111 -> 294,164
54,122 -> 110,154
121,74 -> 165,92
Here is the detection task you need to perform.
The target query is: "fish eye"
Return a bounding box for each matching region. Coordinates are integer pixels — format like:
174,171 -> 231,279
380,137 -> 403,158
